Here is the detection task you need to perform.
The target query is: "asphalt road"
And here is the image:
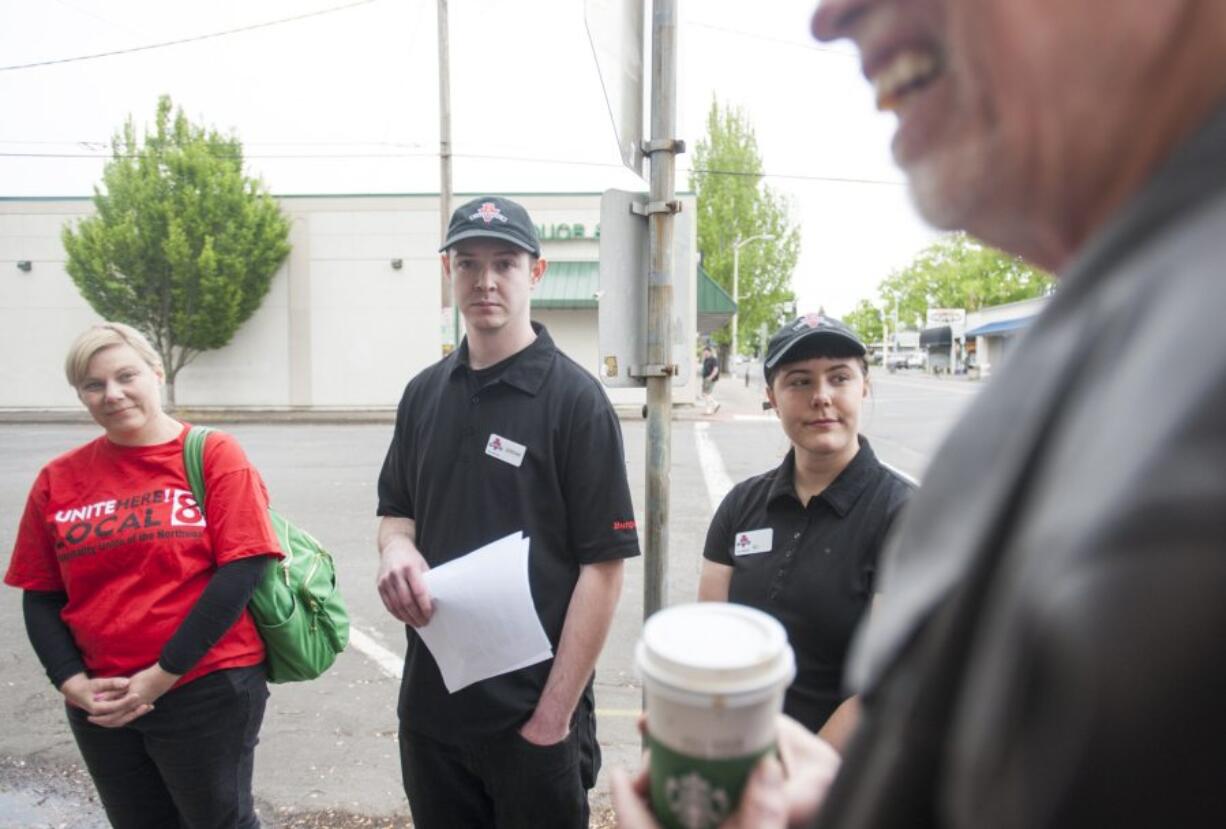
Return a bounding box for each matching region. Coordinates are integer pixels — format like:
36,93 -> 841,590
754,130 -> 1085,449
0,368 -> 978,826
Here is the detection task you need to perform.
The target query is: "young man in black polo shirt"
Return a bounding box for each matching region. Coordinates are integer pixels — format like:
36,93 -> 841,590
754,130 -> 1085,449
375,195 -> 641,828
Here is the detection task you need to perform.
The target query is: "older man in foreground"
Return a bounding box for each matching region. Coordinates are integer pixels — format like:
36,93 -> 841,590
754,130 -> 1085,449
615,0 -> 1226,826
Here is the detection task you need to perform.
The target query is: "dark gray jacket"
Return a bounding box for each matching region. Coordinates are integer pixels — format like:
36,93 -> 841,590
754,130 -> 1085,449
818,103 -> 1226,828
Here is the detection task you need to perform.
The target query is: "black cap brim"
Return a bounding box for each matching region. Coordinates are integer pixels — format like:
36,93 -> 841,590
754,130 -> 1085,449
438,228 -> 539,256
765,329 -> 866,373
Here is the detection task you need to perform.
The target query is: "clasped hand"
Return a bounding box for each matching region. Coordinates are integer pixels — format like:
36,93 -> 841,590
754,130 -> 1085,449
59,663 -> 181,728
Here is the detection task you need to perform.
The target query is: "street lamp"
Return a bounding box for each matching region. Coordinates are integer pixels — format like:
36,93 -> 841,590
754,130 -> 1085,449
731,233 -> 775,362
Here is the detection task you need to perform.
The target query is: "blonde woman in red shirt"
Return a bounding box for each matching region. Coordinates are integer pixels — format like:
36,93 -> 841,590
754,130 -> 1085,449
5,322 -> 282,829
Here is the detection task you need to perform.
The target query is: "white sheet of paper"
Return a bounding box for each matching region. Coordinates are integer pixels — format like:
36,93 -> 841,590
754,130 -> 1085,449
416,532 -> 553,693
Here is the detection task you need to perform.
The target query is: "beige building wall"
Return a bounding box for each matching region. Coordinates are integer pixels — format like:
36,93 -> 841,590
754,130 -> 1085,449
0,200 -> 100,409
0,192 -> 694,410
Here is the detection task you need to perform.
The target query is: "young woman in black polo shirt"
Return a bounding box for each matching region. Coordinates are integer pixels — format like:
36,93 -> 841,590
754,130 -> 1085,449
698,315 -> 913,752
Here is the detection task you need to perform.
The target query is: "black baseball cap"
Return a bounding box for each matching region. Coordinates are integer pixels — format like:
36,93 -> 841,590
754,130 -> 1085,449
764,313 -> 867,381
439,195 -> 541,257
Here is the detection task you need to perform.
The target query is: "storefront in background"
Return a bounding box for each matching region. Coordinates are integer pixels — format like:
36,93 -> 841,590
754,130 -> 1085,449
0,192 -> 712,410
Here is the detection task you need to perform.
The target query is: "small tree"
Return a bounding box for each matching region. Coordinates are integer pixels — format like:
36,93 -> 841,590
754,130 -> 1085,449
691,99 -> 800,358
63,95 -> 291,406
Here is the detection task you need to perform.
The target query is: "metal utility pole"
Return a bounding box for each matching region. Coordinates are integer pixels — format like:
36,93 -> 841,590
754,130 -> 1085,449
438,0 -> 457,350
881,306 -> 890,367
643,0 -> 681,620
731,233 -> 774,363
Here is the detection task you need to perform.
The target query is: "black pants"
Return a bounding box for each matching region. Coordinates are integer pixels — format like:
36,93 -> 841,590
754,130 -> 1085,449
400,715 -> 598,829
67,665 -> 268,829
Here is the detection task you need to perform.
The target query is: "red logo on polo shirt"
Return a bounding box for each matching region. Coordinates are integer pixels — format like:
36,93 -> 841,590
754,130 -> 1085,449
471,202 -> 509,224
613,520 -> 636,531
491,437 -> 502,451
737,533 -> 751,550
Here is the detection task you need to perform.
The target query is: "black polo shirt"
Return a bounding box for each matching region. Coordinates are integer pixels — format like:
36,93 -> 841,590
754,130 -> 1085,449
703,437 -> 913,731
377,323 -> 640,739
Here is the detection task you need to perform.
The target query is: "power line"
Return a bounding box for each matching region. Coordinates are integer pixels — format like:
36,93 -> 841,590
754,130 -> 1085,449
0,138 -> 425,149
690,167 -> 903,186
0,0 -> 377,73
0,150 -> 435,160
0,148 -> 906,186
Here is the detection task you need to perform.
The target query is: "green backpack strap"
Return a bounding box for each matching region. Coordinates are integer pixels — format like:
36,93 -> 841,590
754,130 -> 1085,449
179,422 -> 348,683
182,425 -> 215,512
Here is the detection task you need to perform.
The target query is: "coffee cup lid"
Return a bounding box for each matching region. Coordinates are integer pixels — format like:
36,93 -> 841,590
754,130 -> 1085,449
637,603 -> 795,700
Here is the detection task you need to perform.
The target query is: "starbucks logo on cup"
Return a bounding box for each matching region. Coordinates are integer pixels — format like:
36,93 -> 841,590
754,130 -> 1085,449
666,772 -> 730,829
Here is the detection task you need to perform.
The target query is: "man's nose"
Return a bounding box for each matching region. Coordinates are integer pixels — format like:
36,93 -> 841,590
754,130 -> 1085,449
473,266 -> 495,290
811,0 -> 870,42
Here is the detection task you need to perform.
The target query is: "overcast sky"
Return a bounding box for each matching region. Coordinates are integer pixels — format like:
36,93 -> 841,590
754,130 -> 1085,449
0,0 -> 939,317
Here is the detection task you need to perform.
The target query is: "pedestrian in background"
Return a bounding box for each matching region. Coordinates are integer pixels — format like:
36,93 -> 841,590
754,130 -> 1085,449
376,196 -> 640,828
701,345 -> 721,415
6,322 -> 280,829
699,314 -> 912,752
617,0 -> 1226,825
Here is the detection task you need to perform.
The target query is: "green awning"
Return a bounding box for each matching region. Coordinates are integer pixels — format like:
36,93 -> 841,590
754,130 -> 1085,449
698,266 -> 736,314
534,261 -> 737,315
535,261 -> 599,309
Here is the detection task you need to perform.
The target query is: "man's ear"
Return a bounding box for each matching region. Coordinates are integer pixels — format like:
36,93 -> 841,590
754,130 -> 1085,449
531,257 -> 549,284
440,253 -> 452,278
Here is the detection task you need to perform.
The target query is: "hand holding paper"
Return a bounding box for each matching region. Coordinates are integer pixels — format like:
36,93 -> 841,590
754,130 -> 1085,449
415,532 -> 553,693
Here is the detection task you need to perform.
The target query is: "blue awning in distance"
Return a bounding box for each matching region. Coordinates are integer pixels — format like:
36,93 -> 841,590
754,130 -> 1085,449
965,316 -> 1036,338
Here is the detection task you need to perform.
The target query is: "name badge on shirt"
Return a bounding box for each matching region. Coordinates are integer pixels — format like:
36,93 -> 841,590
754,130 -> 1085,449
485,433 -> 526,468
733,528 -> 773,556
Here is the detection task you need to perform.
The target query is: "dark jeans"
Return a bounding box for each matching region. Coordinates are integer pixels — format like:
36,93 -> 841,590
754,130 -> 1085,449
400,714 -> 598,829
67,665 -> 268,829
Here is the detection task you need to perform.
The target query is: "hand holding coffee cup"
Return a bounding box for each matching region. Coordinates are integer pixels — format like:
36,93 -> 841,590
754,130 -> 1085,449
611,714 -> 840,829
635,603 -> 798,829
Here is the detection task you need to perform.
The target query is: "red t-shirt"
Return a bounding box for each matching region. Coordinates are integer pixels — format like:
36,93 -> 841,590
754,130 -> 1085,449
5,424 -> 282,687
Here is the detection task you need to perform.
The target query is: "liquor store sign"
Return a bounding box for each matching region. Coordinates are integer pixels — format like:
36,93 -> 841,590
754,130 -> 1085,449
537,222 -> 600,241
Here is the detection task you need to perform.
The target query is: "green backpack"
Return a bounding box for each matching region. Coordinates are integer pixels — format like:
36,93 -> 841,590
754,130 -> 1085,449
183,425 -> 349,683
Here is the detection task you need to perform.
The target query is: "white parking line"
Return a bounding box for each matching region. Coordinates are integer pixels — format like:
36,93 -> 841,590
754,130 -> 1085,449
693,421 -> 735,513
348,626 -> 404,679
348,626 -> 642,718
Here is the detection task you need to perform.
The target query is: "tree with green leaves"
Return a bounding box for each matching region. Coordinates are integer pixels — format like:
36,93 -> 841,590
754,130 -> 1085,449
690,99 -> 800,358
877,232 -> 1053,329
843,298 -> 884,347
62,95 -> 291,406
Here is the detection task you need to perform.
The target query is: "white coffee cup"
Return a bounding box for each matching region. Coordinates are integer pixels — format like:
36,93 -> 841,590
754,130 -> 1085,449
637,603 -> 796,829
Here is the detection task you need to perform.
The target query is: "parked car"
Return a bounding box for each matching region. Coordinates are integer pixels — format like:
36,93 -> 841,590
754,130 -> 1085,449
906,351 -> 927,369
885,352 -> 910,371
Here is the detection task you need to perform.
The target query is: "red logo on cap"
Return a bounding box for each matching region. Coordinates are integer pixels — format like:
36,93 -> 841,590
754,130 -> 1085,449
803,313 -> 824,329
471,202 -> 509,224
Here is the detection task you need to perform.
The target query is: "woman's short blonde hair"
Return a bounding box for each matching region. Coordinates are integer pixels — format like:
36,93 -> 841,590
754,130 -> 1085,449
64,322 -> 163,387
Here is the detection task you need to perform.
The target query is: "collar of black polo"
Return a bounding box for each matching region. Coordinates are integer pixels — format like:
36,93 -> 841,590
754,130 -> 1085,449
768,435 -> 878,516
450,321 -> 556,396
